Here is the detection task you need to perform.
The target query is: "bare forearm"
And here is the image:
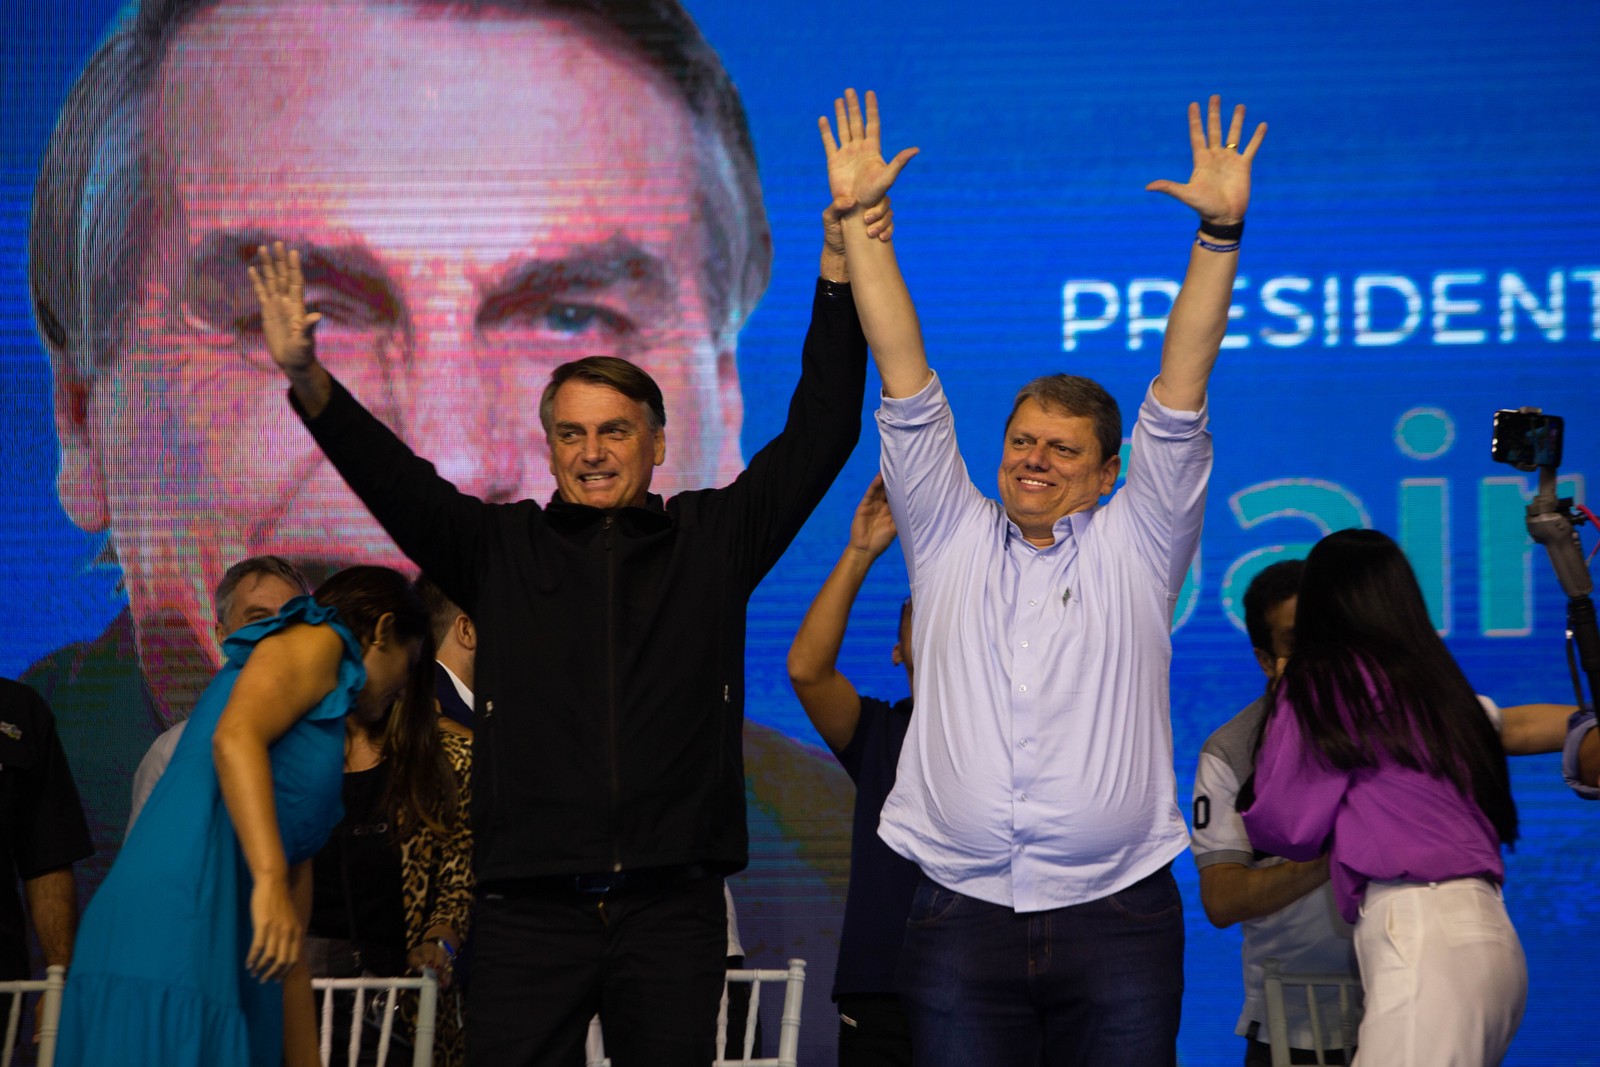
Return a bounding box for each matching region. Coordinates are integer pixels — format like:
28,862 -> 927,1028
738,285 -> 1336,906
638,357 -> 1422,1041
789,546 -> 876,685
214,732 -> 290,883
23,868 -> 78,968
1154,237 -> 1236,412
1199,857 -> 1329,928
840,216 -> 929,398
821,244 -> 848,284
1500,703 -> 1578,755
286,362 -> 334,419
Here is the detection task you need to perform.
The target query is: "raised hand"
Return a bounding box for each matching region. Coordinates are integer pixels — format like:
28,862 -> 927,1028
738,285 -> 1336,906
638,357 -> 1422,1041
823,196 -> 896,262
1145,95 -> 1266,225
247,242 -> 322,375
819,89 -> 919,212
847,474 -> 898,559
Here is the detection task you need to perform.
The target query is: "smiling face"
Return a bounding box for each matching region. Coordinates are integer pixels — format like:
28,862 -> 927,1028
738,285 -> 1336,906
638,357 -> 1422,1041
546,379 -> 666,510
996,398 -> 1121,545
50,2 -> 743,719
214,573 -> 304,645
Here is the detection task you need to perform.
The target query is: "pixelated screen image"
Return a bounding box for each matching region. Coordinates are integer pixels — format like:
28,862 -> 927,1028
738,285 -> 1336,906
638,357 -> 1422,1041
2,1 -> 1597,1062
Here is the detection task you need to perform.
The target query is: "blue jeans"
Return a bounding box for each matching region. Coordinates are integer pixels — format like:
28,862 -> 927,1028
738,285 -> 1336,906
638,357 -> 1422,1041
896,865 -> 1183,1067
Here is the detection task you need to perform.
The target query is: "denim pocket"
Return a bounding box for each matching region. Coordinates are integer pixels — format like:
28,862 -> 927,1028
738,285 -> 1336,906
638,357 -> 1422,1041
905,878 -> 964,926
1106,866 -> 1181,923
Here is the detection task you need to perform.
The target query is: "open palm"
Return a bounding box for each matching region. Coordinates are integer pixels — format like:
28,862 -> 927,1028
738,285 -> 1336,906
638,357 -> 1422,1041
1145,95 -> 1266,224
247,242 -> 322,373
819,88 -> 919,211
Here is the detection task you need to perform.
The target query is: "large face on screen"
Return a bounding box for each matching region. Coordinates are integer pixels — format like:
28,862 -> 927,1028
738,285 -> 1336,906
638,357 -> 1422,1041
52,2 -> 745,717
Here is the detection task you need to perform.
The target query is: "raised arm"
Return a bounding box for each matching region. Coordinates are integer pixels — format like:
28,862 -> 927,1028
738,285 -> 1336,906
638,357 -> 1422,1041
248,243 -> 487,604
820,89 -> 926,398
788,475 -> 898,750
212,623 -> 346,982
249,242 -> 332,417
1145,96 -> 1267,412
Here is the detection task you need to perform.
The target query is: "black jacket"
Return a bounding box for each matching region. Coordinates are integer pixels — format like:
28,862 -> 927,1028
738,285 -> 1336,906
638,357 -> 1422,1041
297,281 -> 866,882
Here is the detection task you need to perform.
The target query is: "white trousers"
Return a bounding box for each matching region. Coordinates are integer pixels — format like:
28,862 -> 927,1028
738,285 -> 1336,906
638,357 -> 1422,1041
1352,878 -> 1526,1066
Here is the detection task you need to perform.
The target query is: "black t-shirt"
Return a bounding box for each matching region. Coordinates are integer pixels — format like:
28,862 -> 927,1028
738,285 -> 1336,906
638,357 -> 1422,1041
309,761 -> 408,975
0,678 -> 93,980
830,695 -> 921,1000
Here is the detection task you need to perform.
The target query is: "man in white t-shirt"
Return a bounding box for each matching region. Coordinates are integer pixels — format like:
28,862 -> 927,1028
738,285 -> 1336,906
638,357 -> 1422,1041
1191,560 -> 1359,1065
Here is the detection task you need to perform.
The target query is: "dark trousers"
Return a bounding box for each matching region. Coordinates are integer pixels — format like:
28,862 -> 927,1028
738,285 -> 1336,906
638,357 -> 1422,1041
466,874 -> 725,1067
896,865 -> 1184,1067
837,993 -> 912,1067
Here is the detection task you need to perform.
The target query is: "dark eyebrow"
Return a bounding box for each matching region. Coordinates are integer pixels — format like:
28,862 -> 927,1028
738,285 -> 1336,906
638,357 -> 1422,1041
479,235 -> 672,323
553,417 -> 639,436
187,229 -> 399,321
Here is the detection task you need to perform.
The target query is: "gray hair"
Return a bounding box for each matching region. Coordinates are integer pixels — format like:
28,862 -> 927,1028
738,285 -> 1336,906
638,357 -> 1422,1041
30,0 -> 771,390
213,555 -> 311,625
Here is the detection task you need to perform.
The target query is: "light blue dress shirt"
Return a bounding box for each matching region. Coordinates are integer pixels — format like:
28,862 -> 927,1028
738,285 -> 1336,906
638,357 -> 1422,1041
876,371 -> 1210,911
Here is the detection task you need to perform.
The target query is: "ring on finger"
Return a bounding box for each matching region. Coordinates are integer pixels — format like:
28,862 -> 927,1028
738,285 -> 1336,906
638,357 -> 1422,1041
1223,141 -> 1239,149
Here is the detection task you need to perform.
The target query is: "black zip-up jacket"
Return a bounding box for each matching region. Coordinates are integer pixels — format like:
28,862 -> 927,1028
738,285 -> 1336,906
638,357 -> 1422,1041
295,280 -> 866,882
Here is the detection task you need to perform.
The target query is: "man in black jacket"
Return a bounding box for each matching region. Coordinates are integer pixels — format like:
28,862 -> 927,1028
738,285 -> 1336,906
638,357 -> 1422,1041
252,180 -> 876,1061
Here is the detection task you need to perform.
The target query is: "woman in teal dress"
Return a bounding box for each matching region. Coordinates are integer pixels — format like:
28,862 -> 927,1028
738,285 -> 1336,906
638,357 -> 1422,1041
57,565 -> 435,1067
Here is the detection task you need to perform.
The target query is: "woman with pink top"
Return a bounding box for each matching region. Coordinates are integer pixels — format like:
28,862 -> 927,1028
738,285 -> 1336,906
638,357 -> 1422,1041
1240,528 -> 1525,1065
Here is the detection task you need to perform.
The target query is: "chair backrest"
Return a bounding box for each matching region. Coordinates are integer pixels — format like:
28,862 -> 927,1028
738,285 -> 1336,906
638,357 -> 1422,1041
584,958 -> 807,1067
312,973 -> 439,1067
1261,958 -> 1361,1067
0,965 -> 65,1067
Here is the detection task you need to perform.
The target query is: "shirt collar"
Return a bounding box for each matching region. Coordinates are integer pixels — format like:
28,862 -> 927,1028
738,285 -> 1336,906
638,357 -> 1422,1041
438,661 -> 474,709
1004,502 -> 1098,550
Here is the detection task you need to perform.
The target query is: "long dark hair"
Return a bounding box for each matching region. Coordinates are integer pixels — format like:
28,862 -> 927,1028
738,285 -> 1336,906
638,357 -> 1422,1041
1278,529 -> 1517,846
315,566 -> 458,838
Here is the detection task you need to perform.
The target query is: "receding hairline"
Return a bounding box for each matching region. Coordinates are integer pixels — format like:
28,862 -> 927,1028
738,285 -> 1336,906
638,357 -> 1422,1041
32,0 -> 771,385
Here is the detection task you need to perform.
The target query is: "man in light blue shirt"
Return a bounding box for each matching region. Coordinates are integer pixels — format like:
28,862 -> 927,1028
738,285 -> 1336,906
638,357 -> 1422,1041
819,88 -> 1266,1065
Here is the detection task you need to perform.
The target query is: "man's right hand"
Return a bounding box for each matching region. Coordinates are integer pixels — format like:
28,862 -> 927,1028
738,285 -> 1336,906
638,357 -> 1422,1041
248,242 -> 322,376
819,88 -> 918,213
249,242 -> 333,415
848,474 -> 898,561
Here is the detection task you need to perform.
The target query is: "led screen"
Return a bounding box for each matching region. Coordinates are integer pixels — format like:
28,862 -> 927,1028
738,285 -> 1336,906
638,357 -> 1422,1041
2,1 -> 1597,1062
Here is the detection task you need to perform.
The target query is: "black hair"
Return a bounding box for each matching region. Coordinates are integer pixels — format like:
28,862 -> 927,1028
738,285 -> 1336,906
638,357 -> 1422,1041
1277,529 -> 1517,846
1242,559 -> 1304,654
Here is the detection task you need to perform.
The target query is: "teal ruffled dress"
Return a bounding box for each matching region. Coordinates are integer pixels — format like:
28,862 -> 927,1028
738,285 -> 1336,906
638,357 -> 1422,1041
57,597 -> 363,1066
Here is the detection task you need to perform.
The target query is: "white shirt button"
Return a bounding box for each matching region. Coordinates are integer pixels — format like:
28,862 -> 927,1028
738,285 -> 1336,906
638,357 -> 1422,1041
1018,684 -> 1028,693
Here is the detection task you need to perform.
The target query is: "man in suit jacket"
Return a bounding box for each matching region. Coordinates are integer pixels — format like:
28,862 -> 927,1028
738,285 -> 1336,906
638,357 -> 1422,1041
417,576 -> 476,732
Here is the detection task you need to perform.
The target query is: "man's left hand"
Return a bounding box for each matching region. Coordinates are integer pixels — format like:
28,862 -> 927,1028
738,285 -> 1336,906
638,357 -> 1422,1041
1145,95 -> 1266,225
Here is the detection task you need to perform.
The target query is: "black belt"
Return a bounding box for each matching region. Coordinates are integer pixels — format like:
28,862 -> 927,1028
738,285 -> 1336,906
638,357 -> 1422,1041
488,863 -> 712,897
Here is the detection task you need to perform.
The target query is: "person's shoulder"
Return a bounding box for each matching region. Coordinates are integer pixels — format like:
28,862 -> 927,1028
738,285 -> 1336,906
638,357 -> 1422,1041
0,677 -> 50,724
1200,695 -> 1269,766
